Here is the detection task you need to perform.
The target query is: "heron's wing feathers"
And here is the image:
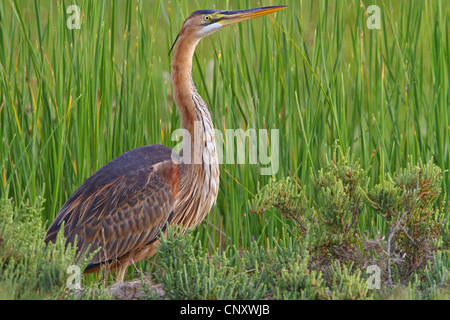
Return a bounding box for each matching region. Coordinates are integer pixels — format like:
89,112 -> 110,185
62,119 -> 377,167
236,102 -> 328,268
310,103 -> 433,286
75,164 -> 178,265
45,145 -> 180,266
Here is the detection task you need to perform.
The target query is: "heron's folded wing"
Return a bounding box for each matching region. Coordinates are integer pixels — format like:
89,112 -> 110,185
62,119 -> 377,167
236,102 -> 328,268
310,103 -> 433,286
45,159 -> 180,266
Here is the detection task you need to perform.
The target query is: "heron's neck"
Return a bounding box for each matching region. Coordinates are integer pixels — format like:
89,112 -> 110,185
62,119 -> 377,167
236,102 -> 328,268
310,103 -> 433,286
171,33 -> 201,133
171,32 -> 216,163
170,31 -> 220,228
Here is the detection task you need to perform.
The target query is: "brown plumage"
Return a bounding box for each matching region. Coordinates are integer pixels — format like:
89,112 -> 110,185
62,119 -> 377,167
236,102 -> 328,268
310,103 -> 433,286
45,6 -> 286,282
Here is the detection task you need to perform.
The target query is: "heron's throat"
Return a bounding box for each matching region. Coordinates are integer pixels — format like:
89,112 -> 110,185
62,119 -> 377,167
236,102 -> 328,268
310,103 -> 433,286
171,32 -> 200,131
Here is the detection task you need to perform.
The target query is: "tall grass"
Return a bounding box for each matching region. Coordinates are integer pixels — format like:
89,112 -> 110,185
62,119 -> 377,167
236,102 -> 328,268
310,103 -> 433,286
1,0 -> 448,275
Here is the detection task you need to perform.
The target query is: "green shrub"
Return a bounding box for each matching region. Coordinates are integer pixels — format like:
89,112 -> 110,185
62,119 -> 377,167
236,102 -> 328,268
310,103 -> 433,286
152,224 -> 376,300
249,144 -> 448,297
0,193 -> 92,299
273,255 -> 328,300
368,158 -> 444,285
327,262 -> 372,300
153,226 -> 266,300
249,177 -> 312,236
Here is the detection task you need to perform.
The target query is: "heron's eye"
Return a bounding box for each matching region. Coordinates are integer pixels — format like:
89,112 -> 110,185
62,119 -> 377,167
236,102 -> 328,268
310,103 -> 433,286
203,15 -> 212,22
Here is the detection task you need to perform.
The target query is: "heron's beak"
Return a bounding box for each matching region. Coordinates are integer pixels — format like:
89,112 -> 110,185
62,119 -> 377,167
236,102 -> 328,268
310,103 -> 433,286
216,6 -> 287,26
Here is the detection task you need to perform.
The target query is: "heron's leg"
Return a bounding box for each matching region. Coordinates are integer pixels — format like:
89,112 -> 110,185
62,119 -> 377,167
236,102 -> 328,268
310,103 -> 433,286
116,266 -> 127,283
130,259 -> 141,275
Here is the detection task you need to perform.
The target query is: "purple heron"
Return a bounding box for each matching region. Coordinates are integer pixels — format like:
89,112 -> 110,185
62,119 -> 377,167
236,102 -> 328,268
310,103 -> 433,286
45,6 -> 286,282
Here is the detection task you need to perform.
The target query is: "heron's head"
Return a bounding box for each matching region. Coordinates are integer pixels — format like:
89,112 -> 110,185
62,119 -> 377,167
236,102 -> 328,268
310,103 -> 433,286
170,6 -> 286,55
